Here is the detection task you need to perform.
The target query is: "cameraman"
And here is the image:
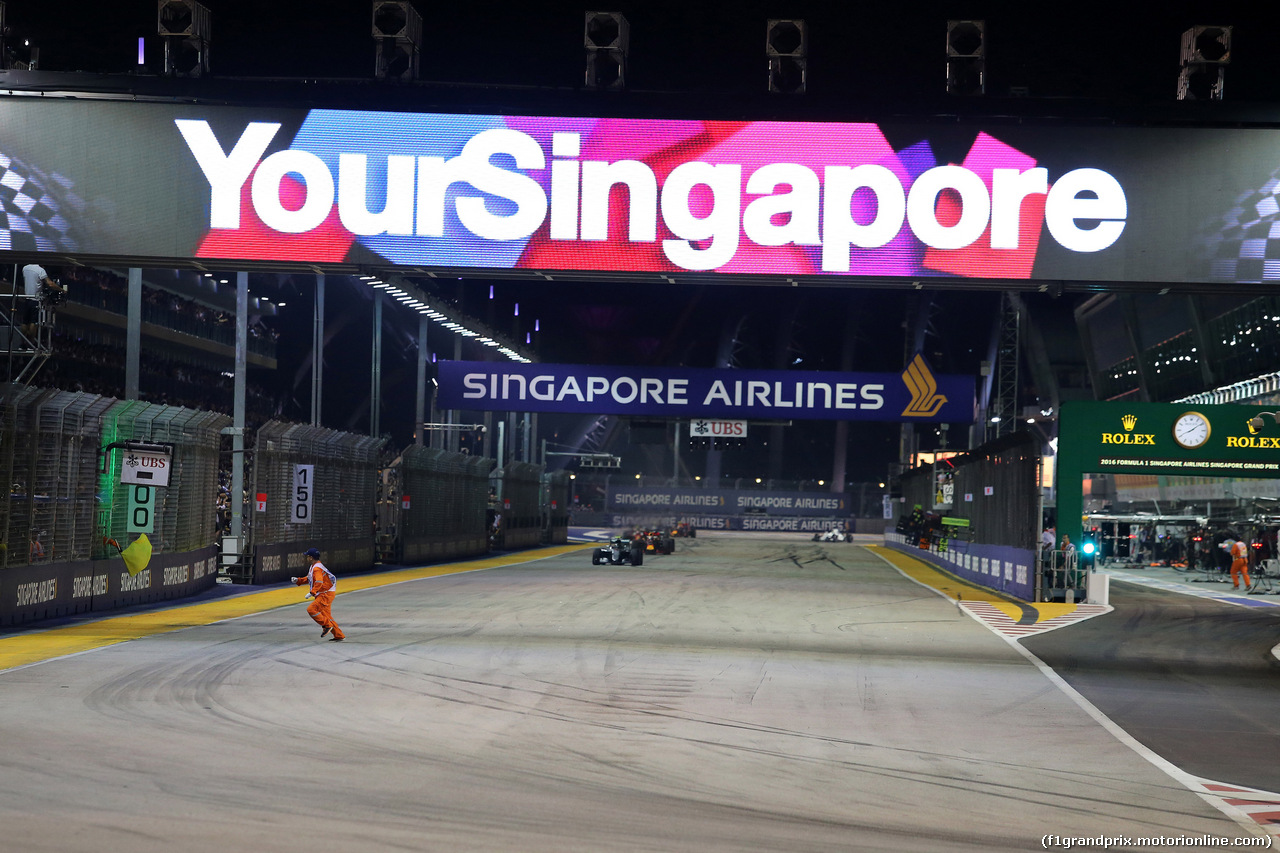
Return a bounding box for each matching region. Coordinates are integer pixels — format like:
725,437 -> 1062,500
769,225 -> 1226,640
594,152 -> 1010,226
20,263 -> 65,339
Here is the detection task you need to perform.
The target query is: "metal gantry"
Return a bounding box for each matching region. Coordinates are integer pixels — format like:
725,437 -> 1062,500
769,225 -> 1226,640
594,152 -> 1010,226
989,292 -> 1021,440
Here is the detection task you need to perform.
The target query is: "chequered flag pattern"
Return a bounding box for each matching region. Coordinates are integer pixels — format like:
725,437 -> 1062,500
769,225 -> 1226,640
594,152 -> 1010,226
0,151 -> 81,253
1205,165 -> 1280,283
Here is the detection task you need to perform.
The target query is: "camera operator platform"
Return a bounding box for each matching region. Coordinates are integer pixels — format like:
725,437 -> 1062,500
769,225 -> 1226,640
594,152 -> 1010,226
2,263 -> 64,385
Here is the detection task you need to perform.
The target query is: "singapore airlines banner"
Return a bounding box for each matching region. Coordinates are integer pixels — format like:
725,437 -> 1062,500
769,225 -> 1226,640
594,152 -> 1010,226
437,355 -> 974,422
3,96 -> 1280,283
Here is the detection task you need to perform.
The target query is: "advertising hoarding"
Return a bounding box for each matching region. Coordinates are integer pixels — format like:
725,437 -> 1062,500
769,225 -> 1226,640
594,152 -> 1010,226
438,358 -> 974,422
1056,401 -> 1280,567
607,487 -> 850,517
2,97 -> 1278,285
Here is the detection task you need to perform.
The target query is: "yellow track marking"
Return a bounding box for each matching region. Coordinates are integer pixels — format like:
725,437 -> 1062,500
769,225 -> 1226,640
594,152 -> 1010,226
0,544 -> 592,672
867,544 -> 1077,625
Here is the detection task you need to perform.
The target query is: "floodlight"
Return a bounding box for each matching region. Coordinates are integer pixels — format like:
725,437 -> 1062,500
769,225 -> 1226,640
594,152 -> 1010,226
157,0 -> 210,77
1177,64 -> 1225,100
157,1 -> 197,36
585,11 -> 628,89
766,19 -> 805,56
946,20 -> 984,57
1177,25 -> 1231,101
1181,25 -> 1231,65
766,19 -> 807,94
372,1 -> 422,81
945,20 -> 985,95
584,11 -> 628,51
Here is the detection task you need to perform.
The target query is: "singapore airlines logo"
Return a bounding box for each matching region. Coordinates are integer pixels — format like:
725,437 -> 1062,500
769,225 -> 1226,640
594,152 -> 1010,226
901,354 -> 947,418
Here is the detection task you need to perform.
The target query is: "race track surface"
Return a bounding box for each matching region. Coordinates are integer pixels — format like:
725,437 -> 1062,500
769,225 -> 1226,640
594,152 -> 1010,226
1022,578 -> 1280,793
0,536 -> 1262,852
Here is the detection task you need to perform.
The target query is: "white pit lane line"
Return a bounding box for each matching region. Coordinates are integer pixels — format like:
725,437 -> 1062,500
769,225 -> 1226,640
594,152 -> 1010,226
868,546 -> 1279,843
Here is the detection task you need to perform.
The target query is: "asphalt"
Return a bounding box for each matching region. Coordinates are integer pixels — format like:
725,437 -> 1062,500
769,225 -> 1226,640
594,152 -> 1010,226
1024,566 -> 1280,793
0,534 -> 1270,852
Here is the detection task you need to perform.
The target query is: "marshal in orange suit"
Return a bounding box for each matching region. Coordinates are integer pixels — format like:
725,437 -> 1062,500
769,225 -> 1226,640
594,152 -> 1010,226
292,547 -> 345,641
1230,539 -> 1252,592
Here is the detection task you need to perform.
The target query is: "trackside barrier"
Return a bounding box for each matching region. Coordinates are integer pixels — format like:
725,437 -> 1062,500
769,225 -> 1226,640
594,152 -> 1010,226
899,431 -> 1041,553
249,421 -> 382,584
896,431 -> 1041,600
2,384 -> 114,568
99,399 -> 228,556
0,546 -> 218,627
490,462 -> 544,550
1,384 -> 226,625
883,530 -> 1036,601
397,446 -> 491,564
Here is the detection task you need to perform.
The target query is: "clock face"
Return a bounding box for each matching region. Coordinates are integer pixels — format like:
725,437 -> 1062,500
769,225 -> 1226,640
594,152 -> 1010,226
1173,412 -> 1211,448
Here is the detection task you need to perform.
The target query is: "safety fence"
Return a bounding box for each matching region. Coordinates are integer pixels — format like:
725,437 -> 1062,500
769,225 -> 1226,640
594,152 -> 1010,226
541,470 -> 572,544
100,399 -> 227,555
397,445 -> 491,564
2,389 -> 580,625
895,431 -> 1044,601
248,421 -> 383,584
491,462 -> 545,550
0,384 -> 226,625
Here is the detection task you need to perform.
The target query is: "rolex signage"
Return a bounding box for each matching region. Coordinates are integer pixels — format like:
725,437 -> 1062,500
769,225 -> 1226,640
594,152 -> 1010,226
1057,401 -> 1280,573
1062,401 -> 1280,482
1099,413 -> 1155,445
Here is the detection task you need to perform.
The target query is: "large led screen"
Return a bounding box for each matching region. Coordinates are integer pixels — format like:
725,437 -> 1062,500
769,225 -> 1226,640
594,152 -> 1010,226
1,97 -> 1278,284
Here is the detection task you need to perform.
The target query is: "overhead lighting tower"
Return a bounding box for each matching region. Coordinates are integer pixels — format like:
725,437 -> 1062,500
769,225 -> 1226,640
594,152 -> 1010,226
157,0 -> 211,77
945,20 -> 985,95
584,11 -> 628,90
766,19 -> 807,94
372,1 -> 422,81
1177,25 -> 1230,100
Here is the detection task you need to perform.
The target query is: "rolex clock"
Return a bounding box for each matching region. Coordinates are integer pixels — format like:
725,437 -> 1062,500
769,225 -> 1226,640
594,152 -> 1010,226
1173,411 -> 1211,449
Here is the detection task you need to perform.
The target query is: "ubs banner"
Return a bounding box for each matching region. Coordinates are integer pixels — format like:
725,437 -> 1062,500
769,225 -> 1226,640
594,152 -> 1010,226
4,97 -> 1280,284
0,546 -> 218,627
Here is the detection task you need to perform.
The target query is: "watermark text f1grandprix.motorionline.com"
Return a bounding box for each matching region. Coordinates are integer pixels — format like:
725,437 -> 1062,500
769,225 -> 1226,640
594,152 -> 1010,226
1042,835 -> 1272,849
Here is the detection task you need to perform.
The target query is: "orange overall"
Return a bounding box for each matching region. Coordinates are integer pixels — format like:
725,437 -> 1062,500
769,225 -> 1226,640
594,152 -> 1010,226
1231,540 -> 1252,591
295,560 -> 344,640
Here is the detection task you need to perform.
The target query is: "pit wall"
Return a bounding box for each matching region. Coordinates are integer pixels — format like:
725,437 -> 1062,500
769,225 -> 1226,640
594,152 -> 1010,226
882,531 -> 1035,601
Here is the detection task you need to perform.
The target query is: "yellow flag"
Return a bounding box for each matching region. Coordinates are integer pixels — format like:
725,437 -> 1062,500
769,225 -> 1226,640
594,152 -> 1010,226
121,534 -> 153,577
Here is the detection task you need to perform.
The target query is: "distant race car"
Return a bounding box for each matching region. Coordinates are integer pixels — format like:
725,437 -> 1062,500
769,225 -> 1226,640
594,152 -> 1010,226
592,537 -> 644,566
643,529 -> 676,554
813,528 -> 848,542
671,522 -> 697,538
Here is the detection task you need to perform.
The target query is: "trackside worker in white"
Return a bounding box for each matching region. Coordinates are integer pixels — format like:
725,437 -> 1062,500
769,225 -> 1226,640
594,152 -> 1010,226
291,547 -> 345,641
